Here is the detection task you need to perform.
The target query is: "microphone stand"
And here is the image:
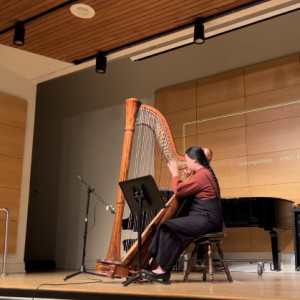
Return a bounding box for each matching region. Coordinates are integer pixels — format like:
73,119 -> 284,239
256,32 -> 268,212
64,175 -> 115,281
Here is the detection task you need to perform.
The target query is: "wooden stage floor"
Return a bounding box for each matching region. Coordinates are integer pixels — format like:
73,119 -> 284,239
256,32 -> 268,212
0,270 -> 300,300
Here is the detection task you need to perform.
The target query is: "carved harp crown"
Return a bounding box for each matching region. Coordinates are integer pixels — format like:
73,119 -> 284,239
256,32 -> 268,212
96,98 -> 185,277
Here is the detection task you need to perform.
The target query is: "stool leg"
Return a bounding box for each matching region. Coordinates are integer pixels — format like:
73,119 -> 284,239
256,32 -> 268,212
202,244 -> 207,281
216,241 -> 233,282
207,243 -> 213,282
184,246 -> 197,281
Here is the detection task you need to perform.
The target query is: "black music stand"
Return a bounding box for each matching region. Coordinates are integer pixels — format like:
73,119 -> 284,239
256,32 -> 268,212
119,175 -> 170,286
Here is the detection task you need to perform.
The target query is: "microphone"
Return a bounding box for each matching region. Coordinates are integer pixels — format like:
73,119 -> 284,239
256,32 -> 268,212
106,204 -> 116,214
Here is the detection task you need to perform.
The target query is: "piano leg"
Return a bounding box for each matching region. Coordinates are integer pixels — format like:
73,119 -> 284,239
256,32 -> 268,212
269,230 -> 282,271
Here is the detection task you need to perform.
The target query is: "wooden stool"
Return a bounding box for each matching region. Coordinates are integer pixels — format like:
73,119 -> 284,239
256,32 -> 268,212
183,232 -> 232,282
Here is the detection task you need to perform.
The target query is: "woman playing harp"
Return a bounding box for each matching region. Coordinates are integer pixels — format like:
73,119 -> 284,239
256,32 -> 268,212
95,98 -> 221,279
144,146 -> 222,282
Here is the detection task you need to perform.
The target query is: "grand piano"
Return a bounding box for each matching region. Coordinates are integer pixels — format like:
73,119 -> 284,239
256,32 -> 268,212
221,197 -> 294,271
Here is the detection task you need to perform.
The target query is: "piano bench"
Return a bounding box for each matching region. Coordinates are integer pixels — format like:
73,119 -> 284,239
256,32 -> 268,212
183,232 -> 232,282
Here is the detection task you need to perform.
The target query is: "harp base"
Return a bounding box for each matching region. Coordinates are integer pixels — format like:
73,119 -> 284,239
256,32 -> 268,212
95,259 -> 130,278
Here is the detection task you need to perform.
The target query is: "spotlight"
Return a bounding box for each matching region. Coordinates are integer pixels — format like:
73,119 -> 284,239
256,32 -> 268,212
194,20 -> 205,44
95,53 -> 107,74
13,22 -> 25,46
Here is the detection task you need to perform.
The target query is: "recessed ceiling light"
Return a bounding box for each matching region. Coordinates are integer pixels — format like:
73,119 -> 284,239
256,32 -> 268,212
70,4 -> 95,19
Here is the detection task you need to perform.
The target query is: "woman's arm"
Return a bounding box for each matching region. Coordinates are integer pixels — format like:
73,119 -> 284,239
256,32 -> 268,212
172,174 -> 203,198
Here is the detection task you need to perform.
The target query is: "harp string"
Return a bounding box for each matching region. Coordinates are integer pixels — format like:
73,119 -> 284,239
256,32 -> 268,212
136,106 -> 186,169
122,108 -> 176,252
125,111 -> 158,246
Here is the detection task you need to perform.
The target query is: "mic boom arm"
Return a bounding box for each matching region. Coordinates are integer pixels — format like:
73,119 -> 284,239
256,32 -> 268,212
77,175 -> 116,214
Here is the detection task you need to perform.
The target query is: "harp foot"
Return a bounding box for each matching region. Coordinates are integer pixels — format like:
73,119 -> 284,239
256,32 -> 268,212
95,259 -> 129,278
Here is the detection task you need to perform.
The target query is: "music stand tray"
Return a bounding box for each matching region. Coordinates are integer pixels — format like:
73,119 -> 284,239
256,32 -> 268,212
119,175 -> 170,286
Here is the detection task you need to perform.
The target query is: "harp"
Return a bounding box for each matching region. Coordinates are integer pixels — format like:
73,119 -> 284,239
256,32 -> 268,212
96,98 -> 186,278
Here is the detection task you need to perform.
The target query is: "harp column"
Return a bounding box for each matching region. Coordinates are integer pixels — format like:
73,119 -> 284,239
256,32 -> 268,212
96,98 -> 141,277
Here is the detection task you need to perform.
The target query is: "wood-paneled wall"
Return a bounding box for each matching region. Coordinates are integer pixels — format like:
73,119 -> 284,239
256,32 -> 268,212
155,54 -> 300,254
0,91 -> 27,253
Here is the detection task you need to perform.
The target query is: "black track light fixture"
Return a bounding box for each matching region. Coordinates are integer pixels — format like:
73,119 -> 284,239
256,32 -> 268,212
95,53 -> 107,74
194,20 -> 205,44
13,22 -> 25,46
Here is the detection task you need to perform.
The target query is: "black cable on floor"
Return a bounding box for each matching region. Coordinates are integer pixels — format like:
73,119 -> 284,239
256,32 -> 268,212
32,277 -> 103,300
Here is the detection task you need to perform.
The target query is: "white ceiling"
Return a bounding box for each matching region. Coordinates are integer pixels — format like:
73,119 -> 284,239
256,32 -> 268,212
0,43 -> 91,83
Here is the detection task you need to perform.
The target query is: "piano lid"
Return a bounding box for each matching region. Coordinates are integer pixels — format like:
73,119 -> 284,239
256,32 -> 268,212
221,197 -> 294,230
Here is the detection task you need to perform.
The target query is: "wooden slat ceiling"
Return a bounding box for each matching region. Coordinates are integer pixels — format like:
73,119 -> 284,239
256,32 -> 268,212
0,0 -> 260,64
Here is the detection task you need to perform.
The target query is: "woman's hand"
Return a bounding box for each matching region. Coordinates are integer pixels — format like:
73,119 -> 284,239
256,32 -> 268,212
182,168 -> 194,178
167,161 -> 179,177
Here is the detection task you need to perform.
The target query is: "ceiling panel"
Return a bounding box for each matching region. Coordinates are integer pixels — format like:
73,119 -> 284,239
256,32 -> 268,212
0,0 -> 260,64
